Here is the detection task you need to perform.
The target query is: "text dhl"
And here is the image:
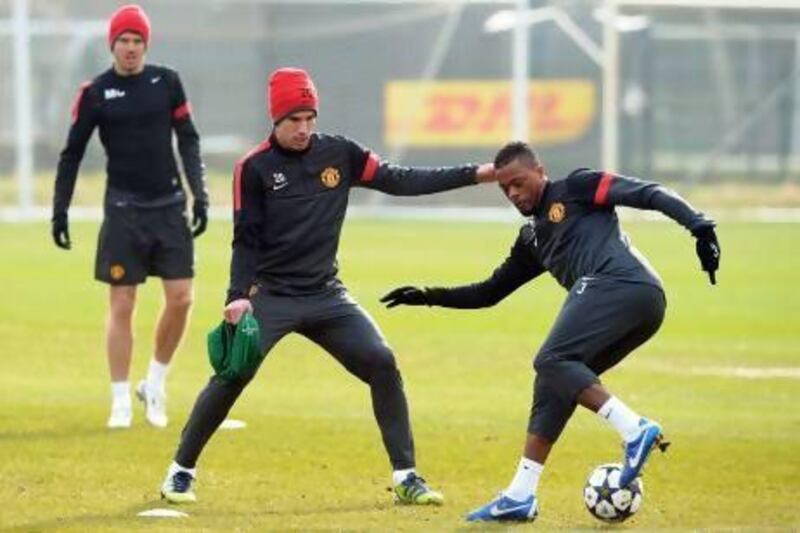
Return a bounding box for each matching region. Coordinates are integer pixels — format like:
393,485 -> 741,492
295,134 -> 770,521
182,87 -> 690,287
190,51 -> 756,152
385,80 -> 595,147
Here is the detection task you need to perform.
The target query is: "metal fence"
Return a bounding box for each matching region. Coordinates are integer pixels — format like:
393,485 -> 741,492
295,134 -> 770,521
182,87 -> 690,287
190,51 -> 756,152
1,0 -> 799,215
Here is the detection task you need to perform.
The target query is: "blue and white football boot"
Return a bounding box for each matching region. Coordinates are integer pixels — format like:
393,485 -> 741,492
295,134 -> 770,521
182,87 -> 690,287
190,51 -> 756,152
619,417 -> 669,487
466,493 -> 538,522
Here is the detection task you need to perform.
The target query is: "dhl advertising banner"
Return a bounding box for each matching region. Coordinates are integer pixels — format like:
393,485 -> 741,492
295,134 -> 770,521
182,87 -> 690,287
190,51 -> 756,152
385,80 -> 595,147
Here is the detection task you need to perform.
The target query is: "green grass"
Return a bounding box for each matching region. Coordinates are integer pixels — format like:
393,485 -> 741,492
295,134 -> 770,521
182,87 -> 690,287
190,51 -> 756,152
1,219 -> 798,530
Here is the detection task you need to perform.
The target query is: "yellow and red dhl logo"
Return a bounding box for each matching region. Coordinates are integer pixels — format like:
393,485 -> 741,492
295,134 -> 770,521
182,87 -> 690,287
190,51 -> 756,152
385,80 -> 595,147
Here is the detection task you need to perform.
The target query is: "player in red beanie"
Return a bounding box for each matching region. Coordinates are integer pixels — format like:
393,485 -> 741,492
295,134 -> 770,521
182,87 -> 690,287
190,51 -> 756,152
108,4 -> 151,49
53,4 -> 208,430
160,66 -> 497,506
106,4 -> 150,75
268,67 -> 319,124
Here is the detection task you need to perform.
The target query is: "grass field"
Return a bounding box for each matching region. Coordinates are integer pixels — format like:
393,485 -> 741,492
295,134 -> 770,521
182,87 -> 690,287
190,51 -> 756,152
1,217 -> 798,530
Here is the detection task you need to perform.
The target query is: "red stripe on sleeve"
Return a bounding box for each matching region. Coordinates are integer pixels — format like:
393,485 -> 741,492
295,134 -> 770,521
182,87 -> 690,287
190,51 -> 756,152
594,172 -> 614,205
233,138 -> 272,213
70,81 -> 91,124
360,152 -> 380,182
172,101 -> 192,121
233,162 -> 244,212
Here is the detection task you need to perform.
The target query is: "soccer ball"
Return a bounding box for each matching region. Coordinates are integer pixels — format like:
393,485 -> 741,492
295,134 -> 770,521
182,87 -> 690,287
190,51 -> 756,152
583,463 -> 643,523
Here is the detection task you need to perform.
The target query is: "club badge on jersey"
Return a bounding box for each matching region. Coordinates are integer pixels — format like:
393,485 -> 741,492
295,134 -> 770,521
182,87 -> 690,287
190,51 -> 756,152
548,202 -> 566,223
320,167 -> 341,188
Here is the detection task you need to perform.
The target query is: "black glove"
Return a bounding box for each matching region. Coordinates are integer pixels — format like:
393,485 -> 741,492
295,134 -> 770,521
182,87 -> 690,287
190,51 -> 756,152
51,212 -> 71,250
380,286 -> 430,308
692,225 -> 720,285
191,201 -> 208,238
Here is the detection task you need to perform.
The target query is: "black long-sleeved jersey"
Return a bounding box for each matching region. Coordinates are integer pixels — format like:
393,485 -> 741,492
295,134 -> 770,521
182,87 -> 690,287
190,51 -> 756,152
54,64 -> 207,214
425,168 -> 715,308
227,133 -> 478,301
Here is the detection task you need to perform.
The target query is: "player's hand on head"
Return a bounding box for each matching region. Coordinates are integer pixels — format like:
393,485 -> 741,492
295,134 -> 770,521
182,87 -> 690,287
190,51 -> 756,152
692,225 -> 720,285
191,201 -> 208,238
224,298 -> 253,324
475,163 -> 496,183
51,212 -> 71,250
380,286 -> 429,308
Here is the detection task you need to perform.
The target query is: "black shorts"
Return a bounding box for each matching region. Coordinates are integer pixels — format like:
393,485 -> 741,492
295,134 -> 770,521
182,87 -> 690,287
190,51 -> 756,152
95,204 -> 194,285
528,278 -> 666,441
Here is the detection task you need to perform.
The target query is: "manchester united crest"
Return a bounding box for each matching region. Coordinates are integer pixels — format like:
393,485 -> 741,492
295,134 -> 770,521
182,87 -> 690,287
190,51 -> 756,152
320,167 -> 340,188
110,264 -> 126,281
548,202 -> 566,223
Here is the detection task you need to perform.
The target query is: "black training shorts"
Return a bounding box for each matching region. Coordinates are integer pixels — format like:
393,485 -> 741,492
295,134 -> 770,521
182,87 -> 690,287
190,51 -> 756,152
95,203 -> 194,285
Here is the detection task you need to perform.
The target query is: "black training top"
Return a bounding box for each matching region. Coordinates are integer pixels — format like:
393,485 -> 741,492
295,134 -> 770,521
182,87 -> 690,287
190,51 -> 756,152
53,64 -> 207,213
228,133 -> 478,300
425,168 -> 715,308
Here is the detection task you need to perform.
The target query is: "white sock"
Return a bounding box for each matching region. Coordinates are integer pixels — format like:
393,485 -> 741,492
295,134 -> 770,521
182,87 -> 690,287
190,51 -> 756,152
504,457 -> 544,501
392,468 -> 415,486
598,396 -> 642,442
111,381 -> 131,407
168,461 -> 196,479
146,360 -> 169,393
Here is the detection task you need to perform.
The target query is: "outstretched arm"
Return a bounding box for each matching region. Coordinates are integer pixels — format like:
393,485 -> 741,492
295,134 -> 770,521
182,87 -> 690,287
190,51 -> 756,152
567,169 -> 720,284
347,139 -> 495,196
381,230 -> 545,309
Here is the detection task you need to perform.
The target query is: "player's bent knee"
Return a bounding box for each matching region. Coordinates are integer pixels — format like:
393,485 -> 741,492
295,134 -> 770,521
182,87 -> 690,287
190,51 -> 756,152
533,352 -> 560,375
206,374 -> 252,402
361,345 -> 399,382
371,345 -> 398,370
110,300 -> 136,321
528,416 -> 568,443
166,291 -> 193,311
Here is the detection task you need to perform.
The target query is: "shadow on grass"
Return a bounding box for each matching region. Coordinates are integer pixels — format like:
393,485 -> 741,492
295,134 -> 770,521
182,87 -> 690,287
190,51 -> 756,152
202,500 -> 396,518
8,499 -> 623,531
5,502 -> 162,532
6,499 -> 399,531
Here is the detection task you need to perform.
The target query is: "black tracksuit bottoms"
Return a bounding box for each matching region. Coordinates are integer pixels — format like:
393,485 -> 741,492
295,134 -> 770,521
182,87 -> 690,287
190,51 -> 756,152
175,285 -> 415,470
529,277 -> 666,442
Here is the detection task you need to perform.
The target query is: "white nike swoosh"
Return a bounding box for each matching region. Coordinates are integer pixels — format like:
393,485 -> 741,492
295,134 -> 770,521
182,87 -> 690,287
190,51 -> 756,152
151,77 -> 161,84
489,503 -> 530,517
273,182 -> 287,190
628,434 -> 649,468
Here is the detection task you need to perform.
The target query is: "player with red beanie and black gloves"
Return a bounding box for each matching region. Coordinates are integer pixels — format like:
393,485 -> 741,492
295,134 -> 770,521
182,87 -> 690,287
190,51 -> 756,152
160,67 -> 496,505
381,141 -> 720,522
52,4 -> 208,430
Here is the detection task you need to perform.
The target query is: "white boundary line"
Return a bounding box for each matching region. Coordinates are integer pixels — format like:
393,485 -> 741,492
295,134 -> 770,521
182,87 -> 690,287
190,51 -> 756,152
690,367 -> 800,379
655,366 -> 800,380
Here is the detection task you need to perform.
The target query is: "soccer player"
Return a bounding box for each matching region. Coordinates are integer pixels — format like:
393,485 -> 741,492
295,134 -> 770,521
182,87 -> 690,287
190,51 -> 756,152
52,5 -> 208,429
159,67 -> 496,505
380,141 -> 720,522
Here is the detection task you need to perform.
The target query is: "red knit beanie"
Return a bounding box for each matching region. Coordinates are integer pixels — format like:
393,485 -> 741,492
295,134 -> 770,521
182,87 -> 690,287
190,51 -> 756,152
268,68 -> 319,123
108,4 -> 151,49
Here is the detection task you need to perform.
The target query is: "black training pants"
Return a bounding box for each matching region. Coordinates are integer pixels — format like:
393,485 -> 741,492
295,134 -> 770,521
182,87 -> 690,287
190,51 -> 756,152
175,285 -> 415,470
529,277 -> 666,442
